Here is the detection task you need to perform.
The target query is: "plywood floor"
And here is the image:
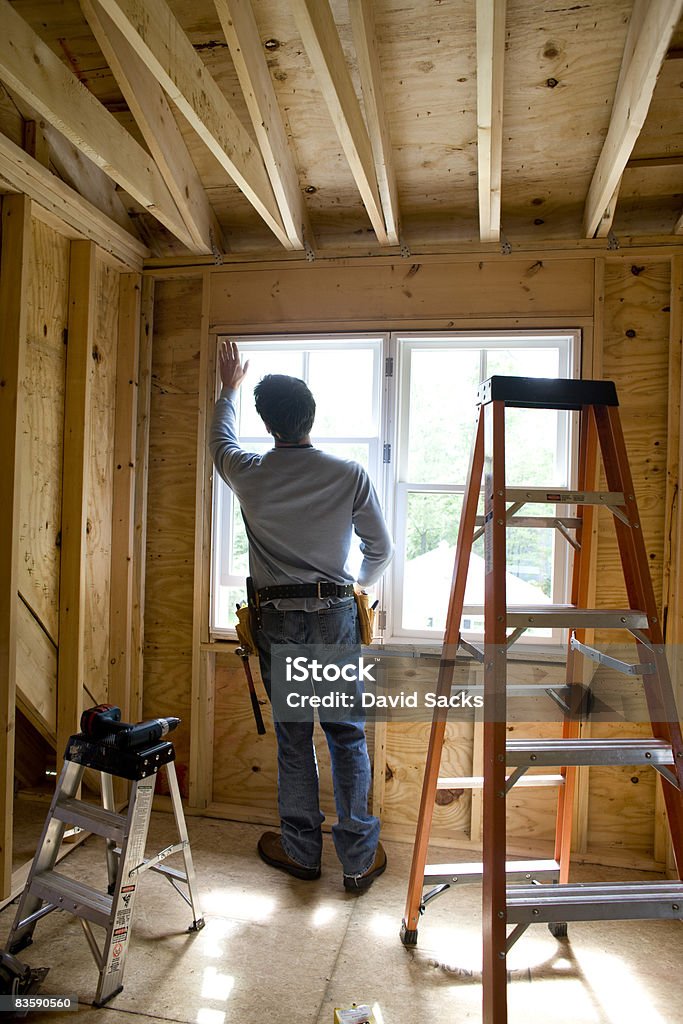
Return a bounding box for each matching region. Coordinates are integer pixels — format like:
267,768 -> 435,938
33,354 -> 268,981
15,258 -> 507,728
2,812 -> 682,1024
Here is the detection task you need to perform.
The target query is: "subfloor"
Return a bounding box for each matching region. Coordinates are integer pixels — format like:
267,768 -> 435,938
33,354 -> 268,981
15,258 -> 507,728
2,812 -> 682,1024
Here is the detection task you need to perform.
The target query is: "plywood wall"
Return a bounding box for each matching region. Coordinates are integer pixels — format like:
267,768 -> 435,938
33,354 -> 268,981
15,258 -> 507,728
142,247 -> 682,869
143,277 -> 204,787
14,223 -> 124,741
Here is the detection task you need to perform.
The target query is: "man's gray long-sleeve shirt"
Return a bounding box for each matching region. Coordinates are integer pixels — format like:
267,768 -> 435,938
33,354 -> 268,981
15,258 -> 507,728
210,387 -> 394,608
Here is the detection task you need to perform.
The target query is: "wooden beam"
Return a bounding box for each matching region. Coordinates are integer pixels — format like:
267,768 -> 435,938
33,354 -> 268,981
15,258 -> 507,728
595,0 -> 649,238
42,124 -> 135,235
95,0 -> 289,249
131,277 -> 154,723
189,273 -> 215,808
108,274 -> 142,726
0,132 -> 147,269
289,0 -> 389,244
0,194 -> 31,899
80,0 -> 223,258
58,241 -> 97,762
0,0 -> 197,251
348,0 -> 400,246
3,84 -> 134,236
584,0 -> 683,238
475,0 -> 507,242
213,0 -> 309,251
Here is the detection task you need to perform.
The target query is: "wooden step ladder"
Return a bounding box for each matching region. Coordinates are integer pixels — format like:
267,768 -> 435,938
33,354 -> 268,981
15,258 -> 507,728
399,376 -> 683,1024
5,732 -> 204,1007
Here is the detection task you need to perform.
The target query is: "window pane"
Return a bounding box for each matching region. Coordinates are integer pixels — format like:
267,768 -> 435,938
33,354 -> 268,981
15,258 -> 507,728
485,346 -> 560,379
316,441 -> 370,469
403,492 -> 463,631
402,492 -> 553,632
308,349 -> 376,436
238,349 -> 304,437
215,584 -> 248,632
407,349 -> 481,484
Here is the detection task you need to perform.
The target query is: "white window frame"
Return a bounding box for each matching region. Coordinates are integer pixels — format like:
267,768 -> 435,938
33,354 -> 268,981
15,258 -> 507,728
209,328 -> 580,645
382,330 -> 581,645
210,333 -> 386,639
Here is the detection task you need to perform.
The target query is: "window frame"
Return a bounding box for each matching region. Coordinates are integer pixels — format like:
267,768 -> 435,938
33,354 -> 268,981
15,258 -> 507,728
209,328 -> 581,645
383,330 -> 581,644
209,332 -> 387,640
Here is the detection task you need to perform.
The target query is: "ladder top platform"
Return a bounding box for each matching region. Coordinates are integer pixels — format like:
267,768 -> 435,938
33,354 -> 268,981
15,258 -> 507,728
65,733 -> 175,779
477,375 -> 619,410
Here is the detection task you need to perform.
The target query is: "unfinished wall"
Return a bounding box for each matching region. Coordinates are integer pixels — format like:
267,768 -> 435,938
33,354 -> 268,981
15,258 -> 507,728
143,245 -> 682,870
1,193 -> 145,899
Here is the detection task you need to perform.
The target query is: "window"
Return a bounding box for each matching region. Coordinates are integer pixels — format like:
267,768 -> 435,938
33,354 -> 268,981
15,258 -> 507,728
386,333 -> 578,641
210,335 -> 384,634
210,330 -> 579,642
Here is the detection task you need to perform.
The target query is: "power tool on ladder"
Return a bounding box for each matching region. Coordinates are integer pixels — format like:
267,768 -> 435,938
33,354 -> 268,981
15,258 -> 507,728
399,376 -> 683,1024
4,706 -> 205,1008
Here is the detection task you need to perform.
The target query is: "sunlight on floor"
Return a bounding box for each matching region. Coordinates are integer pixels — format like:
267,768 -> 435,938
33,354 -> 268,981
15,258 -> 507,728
311,904 -> 339,927
578,947 -> 670,1024
204,888 -> 277,922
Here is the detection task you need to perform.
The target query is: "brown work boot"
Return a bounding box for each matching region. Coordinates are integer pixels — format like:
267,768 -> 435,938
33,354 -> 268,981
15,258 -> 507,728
343,842 -> 387,891
257,831 -> 321,881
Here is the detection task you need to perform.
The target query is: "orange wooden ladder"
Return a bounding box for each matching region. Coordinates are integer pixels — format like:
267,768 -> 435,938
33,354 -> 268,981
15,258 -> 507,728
399,375 -> 683,1024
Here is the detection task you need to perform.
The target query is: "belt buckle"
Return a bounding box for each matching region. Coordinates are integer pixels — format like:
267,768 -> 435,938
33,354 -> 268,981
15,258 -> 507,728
317,581 -> 324,599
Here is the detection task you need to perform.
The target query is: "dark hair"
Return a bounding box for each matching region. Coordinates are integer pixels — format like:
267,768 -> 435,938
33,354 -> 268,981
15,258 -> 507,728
253,374 -> 316,443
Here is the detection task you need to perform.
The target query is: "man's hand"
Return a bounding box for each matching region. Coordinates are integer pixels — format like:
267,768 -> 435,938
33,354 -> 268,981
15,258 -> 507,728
219,340 -> 250,390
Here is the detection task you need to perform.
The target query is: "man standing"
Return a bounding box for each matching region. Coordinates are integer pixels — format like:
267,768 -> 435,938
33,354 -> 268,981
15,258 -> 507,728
210,341 -> 393,890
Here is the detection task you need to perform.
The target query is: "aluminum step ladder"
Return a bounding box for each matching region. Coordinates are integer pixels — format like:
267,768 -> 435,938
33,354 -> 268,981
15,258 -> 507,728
399,375 -> 683,1024
5,733 -> 204,1007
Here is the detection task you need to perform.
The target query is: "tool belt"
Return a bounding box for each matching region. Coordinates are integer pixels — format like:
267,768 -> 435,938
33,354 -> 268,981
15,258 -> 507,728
255,582 -> 355,603
245,578 -> 374,645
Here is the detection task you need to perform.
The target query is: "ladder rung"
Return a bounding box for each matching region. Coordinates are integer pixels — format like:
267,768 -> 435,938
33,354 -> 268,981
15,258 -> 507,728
505,488 -> 624,506
30,871 -> 113,930
53,797 -> 127,843
506,882 -> 683,924
425,859 -> 560,886
474,515 -> 583,530
437,774 -> 564,790
506,737 -> 674,768
506,606 -> 648,629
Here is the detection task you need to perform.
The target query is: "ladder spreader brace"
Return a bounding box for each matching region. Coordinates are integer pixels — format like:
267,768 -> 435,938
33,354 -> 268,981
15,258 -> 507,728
398,375 -> 683,1024
4,733 -> 204,1008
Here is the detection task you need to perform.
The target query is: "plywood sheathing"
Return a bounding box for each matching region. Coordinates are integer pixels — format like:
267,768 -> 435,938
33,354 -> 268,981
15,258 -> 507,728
143,276 -> 204,784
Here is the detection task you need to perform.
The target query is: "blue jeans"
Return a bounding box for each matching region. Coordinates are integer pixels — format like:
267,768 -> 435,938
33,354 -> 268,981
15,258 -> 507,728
255,599 -> 380,875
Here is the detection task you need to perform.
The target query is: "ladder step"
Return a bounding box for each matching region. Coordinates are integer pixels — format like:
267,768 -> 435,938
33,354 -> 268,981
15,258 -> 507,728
474,515 -> 583,530
53,797 -> 127,843
506,606 -> 648,629
425,859 -> 560,886
505,488 -> 624,506
477,375 -> 619,409
437,774 -> 564,790
30,870 -> 113,930
506,882 -> 683,924
506,737 -> 674,768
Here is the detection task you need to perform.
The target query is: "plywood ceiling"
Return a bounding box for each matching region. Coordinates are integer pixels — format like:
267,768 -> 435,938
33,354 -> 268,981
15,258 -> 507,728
1,0 -> 681,259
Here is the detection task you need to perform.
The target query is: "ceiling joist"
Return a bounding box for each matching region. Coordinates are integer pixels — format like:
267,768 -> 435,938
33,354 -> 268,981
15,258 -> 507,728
348,0 -> 400,246
289,0 -> 389,245
594,0 -> 649,238
213,0 -> 309,251
0,0 -> 195,250
81,0 -> 223,257
476,0 -> 507,243
95,0 -> 291,248
583,0 -> 683,239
